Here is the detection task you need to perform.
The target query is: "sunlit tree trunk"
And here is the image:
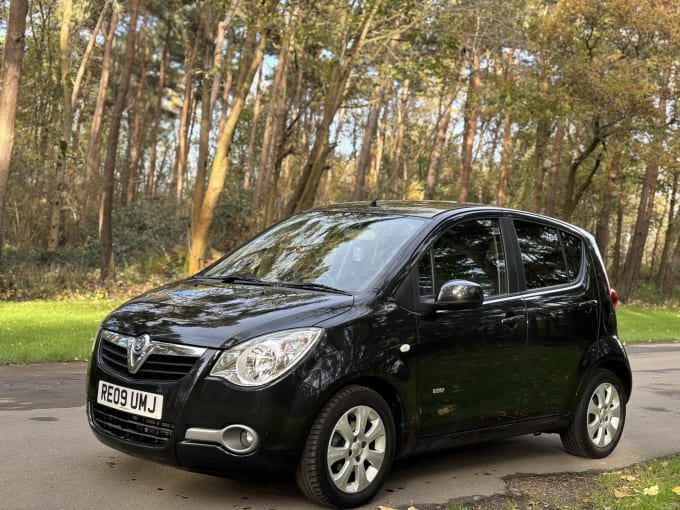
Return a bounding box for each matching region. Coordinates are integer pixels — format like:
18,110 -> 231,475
47,0 -> 73,251
173,28 -> 202,206
424,93 -> 454,200
0,0 -> 28,256
496,109 -> 512,206
392,79 -> 410,199
100,0 -> 140,281
145,23 -> 171,198
123,17 -> 149,206
85,7 -> 118,217
251,23 -> 293,219
243,64 -> 264,189
459,48 -> 481,203
287,0 -> 382,214
352,72 -> 390,201
193,2 -> 240,231
187,24 -> 267,274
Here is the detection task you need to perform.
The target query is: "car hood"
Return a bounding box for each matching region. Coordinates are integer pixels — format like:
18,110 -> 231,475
101,278 -> 354,349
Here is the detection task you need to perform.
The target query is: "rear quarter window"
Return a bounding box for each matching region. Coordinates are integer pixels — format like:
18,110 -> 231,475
514,220 -> 583,290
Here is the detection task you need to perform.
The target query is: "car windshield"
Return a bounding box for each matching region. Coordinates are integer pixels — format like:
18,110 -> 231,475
202,211 -> 425,293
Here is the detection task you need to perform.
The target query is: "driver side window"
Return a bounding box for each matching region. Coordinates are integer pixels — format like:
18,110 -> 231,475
418,219 -> 508,298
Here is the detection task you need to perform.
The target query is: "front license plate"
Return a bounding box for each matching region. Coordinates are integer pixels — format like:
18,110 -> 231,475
97,380 -> 163,420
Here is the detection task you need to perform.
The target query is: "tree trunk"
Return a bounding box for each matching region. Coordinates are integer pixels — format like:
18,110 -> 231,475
544,120 -> 564,217
611,173 -> 626,282
145,23 -> 170,198
391,79 -> 409,199
496,109 -> 512,206
100,0 -> 140,281
619,161 -> 660,301
595,150 -> 620,255
123,17 -> 149,206
352,73 -> 390,201
193,2 -> 240,230
0,0 -> 28,256
662,223 -> 680,297
423,93 -> 455,200
187,25 -> 267,274
243,64 -> 264,189
251,25 -> 292,218
562,129 -> 604,222
85,7 -> 118,214
47,0 -> 73,251
286,0 -> 382,214
657,169 -> 679,287
173,28 -> 202,206
530,117 -> 551,212
458,48 -> 481,203
619,84 -> 667,301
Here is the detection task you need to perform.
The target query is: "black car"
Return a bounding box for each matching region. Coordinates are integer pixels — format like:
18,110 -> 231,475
87,201 -> 631,508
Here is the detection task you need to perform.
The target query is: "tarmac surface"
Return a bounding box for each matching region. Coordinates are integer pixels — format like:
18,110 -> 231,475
0,343 -> 678,509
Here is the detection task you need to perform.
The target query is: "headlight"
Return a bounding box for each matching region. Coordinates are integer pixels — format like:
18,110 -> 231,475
210,328 -> 324,387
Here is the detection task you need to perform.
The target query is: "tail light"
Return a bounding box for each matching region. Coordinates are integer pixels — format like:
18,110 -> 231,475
610,288 -> 619,307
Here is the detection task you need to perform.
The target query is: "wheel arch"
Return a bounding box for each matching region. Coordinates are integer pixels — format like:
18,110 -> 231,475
596,358 -> 632,402
337,376 -> 407,456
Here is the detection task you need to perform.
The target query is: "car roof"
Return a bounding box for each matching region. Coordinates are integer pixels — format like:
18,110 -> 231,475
313,200 -> 479,218
311,200 -> 592,238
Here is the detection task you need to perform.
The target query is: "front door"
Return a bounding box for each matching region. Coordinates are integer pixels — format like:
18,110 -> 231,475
415,218 -> 527,436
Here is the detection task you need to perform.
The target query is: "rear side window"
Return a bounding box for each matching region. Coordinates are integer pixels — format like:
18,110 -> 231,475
418,219 -> 508,297
514,220 -> 583,290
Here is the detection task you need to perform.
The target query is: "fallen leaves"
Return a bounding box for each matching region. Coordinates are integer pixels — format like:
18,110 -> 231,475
643,485 -> 659,496
613,488 -> 629,499
672,486 -> 680,496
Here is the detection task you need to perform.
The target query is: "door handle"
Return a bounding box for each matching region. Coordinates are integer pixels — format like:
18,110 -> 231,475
578,299 -> 598,310
501,315 -> 523,327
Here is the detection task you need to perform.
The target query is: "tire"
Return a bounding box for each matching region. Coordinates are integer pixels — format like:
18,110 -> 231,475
560,369 -> 626,459
296,385 -> 395,508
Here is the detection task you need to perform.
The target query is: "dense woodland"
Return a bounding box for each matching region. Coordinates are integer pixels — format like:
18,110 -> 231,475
0,0 -> 679,302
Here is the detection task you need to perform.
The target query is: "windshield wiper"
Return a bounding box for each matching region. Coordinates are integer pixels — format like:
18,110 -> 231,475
199,274 -> 272,286
278,282 -> 351,295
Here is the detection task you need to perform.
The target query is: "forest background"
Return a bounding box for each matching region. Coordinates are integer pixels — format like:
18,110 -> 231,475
1,0 -> 679,304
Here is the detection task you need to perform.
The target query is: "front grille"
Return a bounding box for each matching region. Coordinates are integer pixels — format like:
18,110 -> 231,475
99,340 -> 200,381
91,402 -> 174,447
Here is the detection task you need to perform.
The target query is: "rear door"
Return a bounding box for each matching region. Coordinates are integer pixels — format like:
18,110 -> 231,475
512,219 -> 600,417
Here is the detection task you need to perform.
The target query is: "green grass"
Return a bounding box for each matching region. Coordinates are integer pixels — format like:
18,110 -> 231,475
583,457 -> 680,510
617,305 -> 680,343
0,300 -> 122,364
0,301 -> 677,364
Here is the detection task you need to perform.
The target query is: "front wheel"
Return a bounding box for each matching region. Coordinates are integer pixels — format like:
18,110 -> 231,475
296,385 -> 395,508
560,369 -> 626,458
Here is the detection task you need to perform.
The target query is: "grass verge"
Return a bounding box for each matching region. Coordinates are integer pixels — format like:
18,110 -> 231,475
617,306 -> 680,343
0,300 -> 122,364
447,455 -> 680,509
0,301 -> 677,364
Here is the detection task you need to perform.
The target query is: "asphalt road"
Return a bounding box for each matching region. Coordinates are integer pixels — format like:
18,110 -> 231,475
1,344 -> 678,510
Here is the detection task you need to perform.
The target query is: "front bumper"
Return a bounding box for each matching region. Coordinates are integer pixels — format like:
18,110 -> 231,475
86,339 -> 324,479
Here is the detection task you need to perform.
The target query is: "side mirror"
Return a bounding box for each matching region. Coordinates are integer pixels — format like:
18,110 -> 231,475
436,280 -> 484,309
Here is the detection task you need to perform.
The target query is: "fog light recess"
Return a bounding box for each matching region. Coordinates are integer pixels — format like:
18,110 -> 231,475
184,424 -> 260,454
222,425 -> 259,454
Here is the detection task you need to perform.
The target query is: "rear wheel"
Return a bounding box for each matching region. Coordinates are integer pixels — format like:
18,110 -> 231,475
296,385 -> 395,508
561,369 -> 626,458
